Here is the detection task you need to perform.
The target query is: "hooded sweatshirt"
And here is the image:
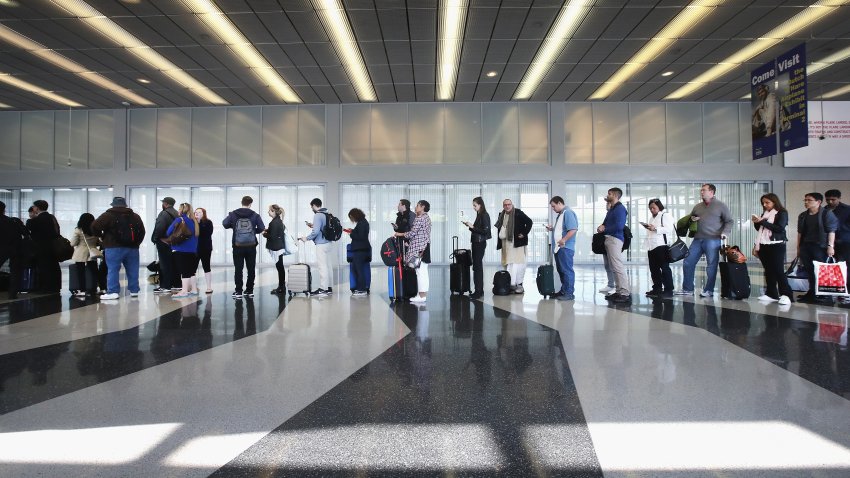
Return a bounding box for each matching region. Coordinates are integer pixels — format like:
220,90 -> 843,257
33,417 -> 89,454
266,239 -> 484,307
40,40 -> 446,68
222,207 -> 265,247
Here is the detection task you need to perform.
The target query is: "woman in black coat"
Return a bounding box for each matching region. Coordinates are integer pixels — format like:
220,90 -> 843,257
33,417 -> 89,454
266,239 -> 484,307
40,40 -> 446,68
194,207 -> 214,294
264,205 -> 287,294
752,193 -> 793,304
463,197 -> 491,299
347,208 -> 371,296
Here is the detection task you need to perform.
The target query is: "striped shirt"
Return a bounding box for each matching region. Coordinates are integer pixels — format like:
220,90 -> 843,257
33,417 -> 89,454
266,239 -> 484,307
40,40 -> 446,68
404,212 -> 431,262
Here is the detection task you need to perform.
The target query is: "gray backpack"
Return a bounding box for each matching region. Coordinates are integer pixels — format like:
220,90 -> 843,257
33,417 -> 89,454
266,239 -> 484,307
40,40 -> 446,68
233,216 -> 255,246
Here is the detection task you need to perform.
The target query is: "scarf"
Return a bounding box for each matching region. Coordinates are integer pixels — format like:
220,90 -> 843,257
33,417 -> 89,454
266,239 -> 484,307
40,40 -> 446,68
754,209 -> 778,250
501,210 -> 515,242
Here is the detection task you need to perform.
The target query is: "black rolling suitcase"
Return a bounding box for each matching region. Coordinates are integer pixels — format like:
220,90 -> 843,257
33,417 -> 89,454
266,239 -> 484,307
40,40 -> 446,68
719,242 -> 750,300
388,239 -> 417,301
449,236 -> 471,295
537,244 -> 556,298
69,263 -> 99,292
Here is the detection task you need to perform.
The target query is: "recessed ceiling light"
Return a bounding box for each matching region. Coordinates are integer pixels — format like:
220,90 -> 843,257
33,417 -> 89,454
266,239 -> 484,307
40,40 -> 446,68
137,78 -> 150,84
485,71 -> 498,78
661,71 -> 674,77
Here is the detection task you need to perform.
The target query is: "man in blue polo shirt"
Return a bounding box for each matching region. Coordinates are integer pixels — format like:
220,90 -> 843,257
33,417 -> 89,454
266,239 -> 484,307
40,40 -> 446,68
598,187 -> 631,303
547,196 -> 578,301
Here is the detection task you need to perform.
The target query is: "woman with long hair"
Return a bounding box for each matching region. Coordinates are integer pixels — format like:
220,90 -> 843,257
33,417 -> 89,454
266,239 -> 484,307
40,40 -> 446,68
166,202 -> 200,298
463,196 -> 491,299
194,207 -> 214,294
347,207 -> 371,296
644,198 -> 675,297
264,204 -> 287,294
752,193 -> 793,304
70,212 -> 102,297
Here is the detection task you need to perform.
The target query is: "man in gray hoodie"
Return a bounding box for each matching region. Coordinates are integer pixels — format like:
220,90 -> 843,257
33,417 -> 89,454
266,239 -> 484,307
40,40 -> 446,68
150,197 -> 179,293
676,184 -> 733,298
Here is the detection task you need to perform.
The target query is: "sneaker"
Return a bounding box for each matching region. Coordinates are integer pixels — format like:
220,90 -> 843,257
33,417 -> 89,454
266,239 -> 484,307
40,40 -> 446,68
699,291 -> 713,298
410,294 -> 426,303
645,290 -> 661,297
513,285 -> 524,294
152,287 -> 168,294
599,286 -> 615,293
778,295 -> 791,305
188,291 -> 199,296
100,293 -> 119,300
758,295 -> 778,302
172,293 -> 191,299
232,291 -> 243,298
244,290 -> 254,298
557,294 -> 575,301
171,287 -> 182,292
352,290 -> 368,297
674,290 -> 694,296
550,291 -> 564,299
611,293 -> 632,303
130,292 -> 139,298
74,291 -> 87,297
310,289 -> 325,296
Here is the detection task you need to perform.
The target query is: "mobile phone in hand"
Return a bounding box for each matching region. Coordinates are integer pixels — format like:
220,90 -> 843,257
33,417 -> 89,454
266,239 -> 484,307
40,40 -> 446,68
639,221 -> 650,228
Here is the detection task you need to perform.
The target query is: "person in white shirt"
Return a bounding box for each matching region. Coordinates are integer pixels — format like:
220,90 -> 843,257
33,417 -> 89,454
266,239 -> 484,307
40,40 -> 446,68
644,198 -> 675,297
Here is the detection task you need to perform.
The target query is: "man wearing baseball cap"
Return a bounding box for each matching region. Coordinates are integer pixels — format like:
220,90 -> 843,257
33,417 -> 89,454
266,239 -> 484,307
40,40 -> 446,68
151,196 -> 179,293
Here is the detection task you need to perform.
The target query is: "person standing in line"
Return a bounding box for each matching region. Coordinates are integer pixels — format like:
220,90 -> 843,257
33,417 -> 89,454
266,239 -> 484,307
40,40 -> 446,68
70,213 -> 102,297
223,196 -> 265,299
676,183 -> 734,298
546,196 -> 578,301
462,197 -> 491,299
494,198 -> 533,294
0,201 -> 26,300
299,198 -> 335,297
194,207 -> 214,294
824,189 -> 850,303
392,199 -> 416,235
597,188 -> 631,303
598,201 -> 617,296
151,197 -> 179,294
347,207 -> 371,297
396,200 -> 432,303
264,204 -> 287,295
796,192 -> 838,304
26,199 -> 61,293
167,203 -> 200,299
644,198 -> 675,298
91,197 -> 146,300
752,193 -> 793,305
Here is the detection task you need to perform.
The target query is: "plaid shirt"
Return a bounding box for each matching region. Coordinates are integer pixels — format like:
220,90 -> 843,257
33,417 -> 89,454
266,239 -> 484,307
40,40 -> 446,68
404,212 -> 431,262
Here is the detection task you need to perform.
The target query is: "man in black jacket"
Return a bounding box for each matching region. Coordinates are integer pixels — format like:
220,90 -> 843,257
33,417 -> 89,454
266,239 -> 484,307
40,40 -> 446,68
26,200 -> 61,293
494,198 -> 533,294
150,197 -> 179,293
0,201 -> 26,299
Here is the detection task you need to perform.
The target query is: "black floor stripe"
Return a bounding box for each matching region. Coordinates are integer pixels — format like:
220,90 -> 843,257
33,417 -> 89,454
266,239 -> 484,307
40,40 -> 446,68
626,297 -> 850,401
0,287 -> 286,415
211,296 -> 603,478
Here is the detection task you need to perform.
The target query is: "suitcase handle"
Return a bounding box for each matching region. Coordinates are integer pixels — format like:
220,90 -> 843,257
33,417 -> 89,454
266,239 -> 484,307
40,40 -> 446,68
452,235 -> 458,263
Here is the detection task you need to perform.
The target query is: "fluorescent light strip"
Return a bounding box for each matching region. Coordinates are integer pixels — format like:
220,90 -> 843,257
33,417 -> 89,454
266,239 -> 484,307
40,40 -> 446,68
49,0 -> 228,105
0,73 -> 83,106
514,0 -> 592,100
0,102 -> 12,108
0,24 -> 154,105
313,0 -> 376,101
180,0 -> 300,103
437,0 -> 468,101
589,0 -> 723,100
666,0 -> 849,100
821,84 -> 850,99
808,45 -> 850,75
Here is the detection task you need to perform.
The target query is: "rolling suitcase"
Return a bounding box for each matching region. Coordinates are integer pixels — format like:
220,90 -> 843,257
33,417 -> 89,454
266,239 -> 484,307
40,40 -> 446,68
20,267 -> 37,292
286,249 -> 312,297
449,236 -> 471,295
388,239 -> 417,301
536,244 -> 556,298
68,263 -> 98,292
719,241 -> 750,300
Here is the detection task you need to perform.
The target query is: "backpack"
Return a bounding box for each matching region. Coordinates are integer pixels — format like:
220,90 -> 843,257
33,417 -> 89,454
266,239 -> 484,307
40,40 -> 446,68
322,212 -> 343,241
622,225 -> 632,251
233,216 -> 256,247
493,270 -> 512,295
114,213 -> 142,246
380,237 -> 400,266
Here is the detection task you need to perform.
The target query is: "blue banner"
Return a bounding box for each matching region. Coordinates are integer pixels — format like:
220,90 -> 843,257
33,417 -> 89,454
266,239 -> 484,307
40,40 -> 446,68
777,43 -> 808,153
751,60 -> 777,160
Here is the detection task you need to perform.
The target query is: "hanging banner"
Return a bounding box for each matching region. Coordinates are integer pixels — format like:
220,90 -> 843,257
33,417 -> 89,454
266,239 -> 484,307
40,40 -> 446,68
751,60 -> 777,160
777,43 -> 808,153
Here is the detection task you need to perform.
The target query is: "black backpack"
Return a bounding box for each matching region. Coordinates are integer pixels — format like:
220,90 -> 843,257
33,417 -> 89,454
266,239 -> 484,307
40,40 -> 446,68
380,237 -> 400,266
493,270 -> 512,295
622,225 -> 632,251
114,213 -> 142,246
322,212 -> 343,241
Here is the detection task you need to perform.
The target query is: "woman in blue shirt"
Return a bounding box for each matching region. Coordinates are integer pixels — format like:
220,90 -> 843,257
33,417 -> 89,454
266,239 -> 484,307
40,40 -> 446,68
166,202 -> 199,298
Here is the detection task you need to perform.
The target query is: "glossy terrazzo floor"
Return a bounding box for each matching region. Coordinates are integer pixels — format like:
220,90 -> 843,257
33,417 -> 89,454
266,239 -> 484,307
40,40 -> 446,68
1,264 -> 849,477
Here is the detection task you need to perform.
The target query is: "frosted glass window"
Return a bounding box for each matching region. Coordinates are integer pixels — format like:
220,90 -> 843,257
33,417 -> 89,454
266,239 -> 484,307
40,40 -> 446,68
666,103 -> 702,164
262,105 -> 298,167
519,183 -> 551,264
592,103 -> 629,164
446,184 -> 482,250
20,189 -> 52,219
565,183 -> 595,263
703,103 -> 739,163
564,103 -> 592,164
408,184 -> 445,259
626,184 -> 666,261
519,103 -> 548,164
192,107 -> 226,168
21,111 -> 54,170
409,104 -> 444,164
128,187 -> 156,264
227,107 -> 262,167
341,105 -> 371,165
298,105 -> 326,166
53,189 -> 85,235
445,103 -> 481,164
157,109 -> 190,169
0,112 -> 20,170
193,186 -> 227,264
482,103 -> 518,164
130,109 -> 156,169
87,187 -> 115,217
629,104 -> 666,164
371,104 -> 407,165
88,110 -> 114,170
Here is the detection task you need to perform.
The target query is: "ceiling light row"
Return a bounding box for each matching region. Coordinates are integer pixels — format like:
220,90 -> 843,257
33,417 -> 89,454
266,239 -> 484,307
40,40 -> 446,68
0,73 -> 82,107
313,0 -> 376,102
437,0 -> 468,101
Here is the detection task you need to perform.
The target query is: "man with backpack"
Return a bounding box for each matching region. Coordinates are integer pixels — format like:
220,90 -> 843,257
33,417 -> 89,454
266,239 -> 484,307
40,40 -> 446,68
91,197 -> 146,300
223,196 -> 265,299
299,198 -> 341,297
597,187 -> 631,304
150,196 -> 179,293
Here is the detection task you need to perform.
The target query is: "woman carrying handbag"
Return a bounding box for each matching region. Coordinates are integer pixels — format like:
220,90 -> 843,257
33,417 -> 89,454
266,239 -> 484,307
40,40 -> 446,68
752,193 -> 793,305
70,213 -> 103,297
644,199 -> 675,297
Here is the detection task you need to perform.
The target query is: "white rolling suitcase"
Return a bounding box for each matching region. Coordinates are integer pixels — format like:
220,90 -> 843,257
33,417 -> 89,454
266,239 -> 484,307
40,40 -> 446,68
286,247 -> 312,298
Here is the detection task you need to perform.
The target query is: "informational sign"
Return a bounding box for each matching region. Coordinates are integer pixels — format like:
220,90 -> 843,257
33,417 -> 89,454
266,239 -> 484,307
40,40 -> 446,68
784,101 -> 850,167
777,44 -> 808,154
750,60 -> 778,160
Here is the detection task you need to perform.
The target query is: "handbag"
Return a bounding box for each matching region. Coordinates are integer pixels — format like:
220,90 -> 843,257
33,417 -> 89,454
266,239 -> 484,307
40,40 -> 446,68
723,245 -> 747,264
162,218 -> 191,246
814,257 -> 848,296
785,258 -> 809,292
591,232 -> 606,254
665,221 -> 689,263
283,231 -> 298,255
84,235 -> 103,259
53,235 -> 74,261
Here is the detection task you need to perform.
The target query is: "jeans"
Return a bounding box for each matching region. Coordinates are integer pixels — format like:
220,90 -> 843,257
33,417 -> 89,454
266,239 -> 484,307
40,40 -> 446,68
351,250 -> 371,292
232,246 -> 257,292
105,247 -> 140,294
647,245 -> 674,292
554,247 -> 575,295
471,241 -> 486,294
155,241 -> 176,289
682,238 -> 721,293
